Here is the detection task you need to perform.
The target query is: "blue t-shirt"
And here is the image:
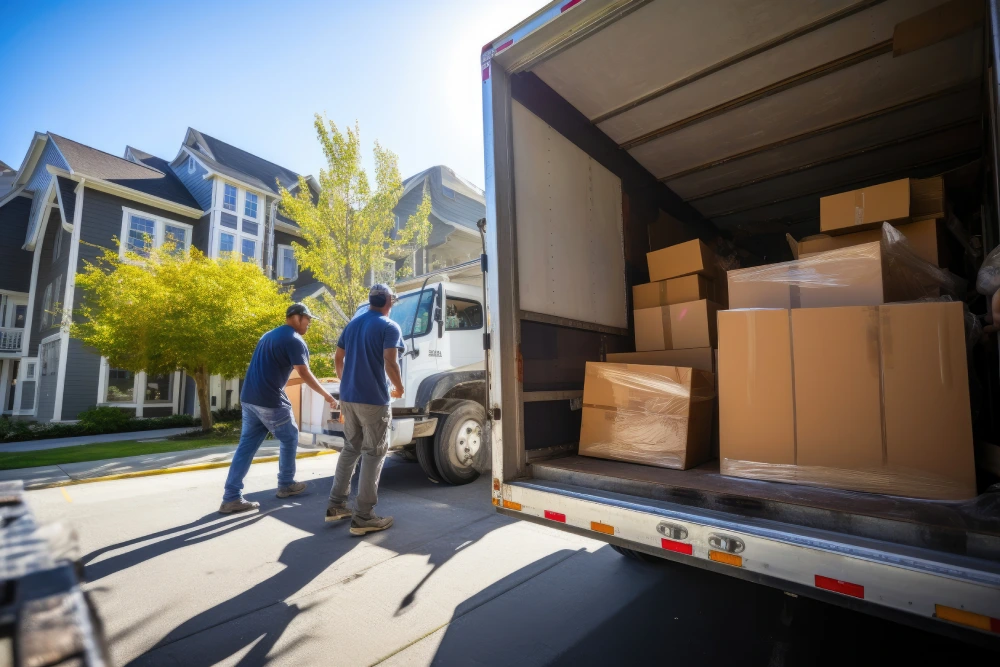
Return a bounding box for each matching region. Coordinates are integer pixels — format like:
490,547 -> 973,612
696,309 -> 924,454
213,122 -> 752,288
240,325 -> 310,409
337,309 -> 404,405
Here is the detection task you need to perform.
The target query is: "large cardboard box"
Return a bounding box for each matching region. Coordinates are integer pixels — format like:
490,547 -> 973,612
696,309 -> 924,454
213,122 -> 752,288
606,348 -> 715,373
717,302 -> 976,499
727,242 -> 884,310
634,299 -> 719,351
820,177 -> 944,235
633,274 -> 714,309
647,239 -> 715,282
579,362 -> 714,470
790,219 -> 940,267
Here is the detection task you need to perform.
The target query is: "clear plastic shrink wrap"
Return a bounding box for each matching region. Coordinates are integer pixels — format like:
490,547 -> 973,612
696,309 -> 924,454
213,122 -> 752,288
578,362 -> 715,470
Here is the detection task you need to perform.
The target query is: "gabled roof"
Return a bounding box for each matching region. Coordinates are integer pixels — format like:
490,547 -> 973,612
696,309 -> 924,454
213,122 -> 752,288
184,128 -> 303,196
48,135 -> 200,209
398,165 -> 485,237
0,160 -> 12,174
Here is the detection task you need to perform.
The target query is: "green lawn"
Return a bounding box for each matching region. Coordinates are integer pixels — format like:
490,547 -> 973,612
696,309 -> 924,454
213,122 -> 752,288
0,435 -> 241,470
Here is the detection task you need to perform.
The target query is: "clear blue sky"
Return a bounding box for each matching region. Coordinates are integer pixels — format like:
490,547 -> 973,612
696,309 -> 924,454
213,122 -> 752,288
0,0 -> 549,189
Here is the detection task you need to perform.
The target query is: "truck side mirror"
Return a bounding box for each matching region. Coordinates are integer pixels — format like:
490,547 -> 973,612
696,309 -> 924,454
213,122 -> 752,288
435,307 -> 444,338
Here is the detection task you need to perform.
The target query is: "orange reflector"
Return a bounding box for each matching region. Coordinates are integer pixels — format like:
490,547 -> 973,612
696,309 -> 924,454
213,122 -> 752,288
492,478 -> 501,491
708,550 -> 743,567
492,498 -> 500,506
591,521 -> 614,535
502,500 -> 522,511
935,604 -> 1000,633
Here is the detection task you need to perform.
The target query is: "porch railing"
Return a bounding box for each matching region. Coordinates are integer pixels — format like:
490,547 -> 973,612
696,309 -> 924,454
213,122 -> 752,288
0,328 -> 23,352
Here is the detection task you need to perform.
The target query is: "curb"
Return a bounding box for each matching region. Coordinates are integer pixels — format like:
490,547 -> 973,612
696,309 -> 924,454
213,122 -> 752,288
24,448 -> 339,491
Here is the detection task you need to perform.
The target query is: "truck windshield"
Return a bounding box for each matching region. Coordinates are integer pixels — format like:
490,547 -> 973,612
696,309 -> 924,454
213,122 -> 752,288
350,289 -> 434,338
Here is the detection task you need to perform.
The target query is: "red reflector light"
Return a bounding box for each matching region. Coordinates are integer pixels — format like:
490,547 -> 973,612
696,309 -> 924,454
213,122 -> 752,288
815,575 -> 864,599
495,39 -> 513,53
482,65 -> 490,82
482,42 -> 493,53
544,510 -> 566,523
661,538 -> 693,555
562,0 -> 584,12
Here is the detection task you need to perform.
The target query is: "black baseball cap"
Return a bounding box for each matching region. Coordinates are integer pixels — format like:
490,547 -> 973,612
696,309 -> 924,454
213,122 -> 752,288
286,302 -> 319,320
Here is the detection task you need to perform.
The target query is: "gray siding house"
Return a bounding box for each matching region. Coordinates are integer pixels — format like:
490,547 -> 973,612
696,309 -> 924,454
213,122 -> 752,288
0,129 -> 318,422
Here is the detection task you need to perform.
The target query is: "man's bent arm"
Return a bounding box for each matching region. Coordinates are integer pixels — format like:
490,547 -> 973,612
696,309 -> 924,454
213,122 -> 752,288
383,349 -> 404,395
335,346 -> 346,379
294,364 -> 337,406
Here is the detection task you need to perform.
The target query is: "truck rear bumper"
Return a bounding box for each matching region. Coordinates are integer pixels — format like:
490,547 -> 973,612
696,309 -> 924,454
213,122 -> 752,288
496,479 -> 1000,645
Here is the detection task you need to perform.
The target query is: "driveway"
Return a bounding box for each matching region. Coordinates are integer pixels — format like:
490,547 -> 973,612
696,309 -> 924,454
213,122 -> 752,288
26,454 -> 997,666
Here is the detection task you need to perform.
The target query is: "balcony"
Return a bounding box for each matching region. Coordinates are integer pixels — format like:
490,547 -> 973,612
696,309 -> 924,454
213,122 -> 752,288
0,328 -> 24,354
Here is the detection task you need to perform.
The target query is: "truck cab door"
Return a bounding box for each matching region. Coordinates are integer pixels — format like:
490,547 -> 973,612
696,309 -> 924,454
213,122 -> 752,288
442,289 -> 486,369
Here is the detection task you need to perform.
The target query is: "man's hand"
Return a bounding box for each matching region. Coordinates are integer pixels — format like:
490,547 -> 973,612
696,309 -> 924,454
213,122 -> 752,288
323,391 -> 339,408
390,385 -> 404,399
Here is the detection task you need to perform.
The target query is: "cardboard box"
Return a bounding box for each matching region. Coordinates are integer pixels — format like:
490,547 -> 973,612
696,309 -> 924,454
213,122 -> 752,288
634,299 -> 719,351
606,348 -> 715,373
820,177 -> 944,235
647,239 -> 715,282
633,274 -> 714,309
789,219 -> 940,267
579,362 -> 715,470
727,242 -> 884,310
717,302 -> 976,499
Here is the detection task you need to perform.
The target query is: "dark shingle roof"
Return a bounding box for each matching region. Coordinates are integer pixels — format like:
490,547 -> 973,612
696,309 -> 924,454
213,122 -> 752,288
189,129 -> 302,196
48,135 -> 200,210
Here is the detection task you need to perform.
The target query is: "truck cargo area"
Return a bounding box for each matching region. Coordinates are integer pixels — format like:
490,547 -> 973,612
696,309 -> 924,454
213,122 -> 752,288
483,0 -> 1000,587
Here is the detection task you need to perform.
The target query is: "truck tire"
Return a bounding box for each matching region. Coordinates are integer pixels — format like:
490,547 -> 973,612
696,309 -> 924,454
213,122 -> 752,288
432,401 -> 485,485
415,437 -> 443,483
610,544 -> 662,563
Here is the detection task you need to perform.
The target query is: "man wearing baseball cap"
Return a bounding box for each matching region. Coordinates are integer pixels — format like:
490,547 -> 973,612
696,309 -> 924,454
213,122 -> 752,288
218,302 -> 337,514
325,283 -> 405,535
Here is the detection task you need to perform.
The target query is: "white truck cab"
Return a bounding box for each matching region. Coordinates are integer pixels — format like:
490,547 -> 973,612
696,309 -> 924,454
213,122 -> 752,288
299,260 -> 489,485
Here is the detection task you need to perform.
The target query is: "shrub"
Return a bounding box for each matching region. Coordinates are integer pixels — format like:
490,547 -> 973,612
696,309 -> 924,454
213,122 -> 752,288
0,416 -> 33,441
78,406 -> 133,433
212,405 -> 243,423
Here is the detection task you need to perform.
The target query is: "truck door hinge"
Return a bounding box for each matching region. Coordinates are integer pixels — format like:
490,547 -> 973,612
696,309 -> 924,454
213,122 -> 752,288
483,332 -> 491,350
490,407 -> 501,421
480,253 -> 488,273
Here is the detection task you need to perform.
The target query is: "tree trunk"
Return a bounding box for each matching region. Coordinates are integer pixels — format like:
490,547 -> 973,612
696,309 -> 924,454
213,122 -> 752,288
195,366 -> 213,432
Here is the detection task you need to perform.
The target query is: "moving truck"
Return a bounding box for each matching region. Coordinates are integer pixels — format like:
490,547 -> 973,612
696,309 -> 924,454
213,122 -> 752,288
480,0 -> 1000,643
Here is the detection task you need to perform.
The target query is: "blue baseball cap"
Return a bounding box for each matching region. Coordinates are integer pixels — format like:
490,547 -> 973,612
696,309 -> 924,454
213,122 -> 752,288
369,283 -> 397,307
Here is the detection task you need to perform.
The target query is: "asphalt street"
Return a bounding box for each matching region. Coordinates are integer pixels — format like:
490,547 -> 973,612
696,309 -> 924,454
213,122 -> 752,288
26,453 -> 998,666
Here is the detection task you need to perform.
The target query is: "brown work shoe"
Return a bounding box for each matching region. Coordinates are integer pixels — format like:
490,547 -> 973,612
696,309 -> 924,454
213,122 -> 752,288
325,504 -> 352,522
276,481 -> 307,498
219,498 -> 260,514
349,514 -> 393,536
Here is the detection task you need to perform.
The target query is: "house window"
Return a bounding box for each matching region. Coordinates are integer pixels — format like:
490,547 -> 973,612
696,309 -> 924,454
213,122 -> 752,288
220,232 -> 236,256
52,230 -> 62,261
25,361 -> 36,380
127,214 -> 156,256
144,373 -> 173,403
40,340 -> 60,376
188,157 -> 197,174
241,238 -> 257,263
40,284 -> 52,330
277,245 -> 298,282
244,191 -> 258,219
223,184 -> 238,212
120,209 -> 192,259
14,305 -> 26,328
106,368 -> 135,402
442,186 -> 456,199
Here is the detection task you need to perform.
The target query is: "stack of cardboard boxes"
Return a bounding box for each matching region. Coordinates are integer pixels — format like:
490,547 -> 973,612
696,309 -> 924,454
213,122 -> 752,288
718,176 -> 978,500
577,239 -> 724,471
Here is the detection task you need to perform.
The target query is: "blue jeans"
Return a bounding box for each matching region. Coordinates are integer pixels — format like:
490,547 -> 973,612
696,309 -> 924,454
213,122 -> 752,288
222,403 -> 299,502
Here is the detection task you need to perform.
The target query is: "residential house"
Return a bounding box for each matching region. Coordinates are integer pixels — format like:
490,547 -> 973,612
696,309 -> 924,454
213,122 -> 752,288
0,160 -> 15,196
391,165 -> 485,280
0,129 -> 317,422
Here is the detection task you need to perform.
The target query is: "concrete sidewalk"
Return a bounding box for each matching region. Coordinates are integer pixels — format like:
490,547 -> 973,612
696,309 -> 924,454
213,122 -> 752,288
0,440 -> 338,489
0,427 -> 197,453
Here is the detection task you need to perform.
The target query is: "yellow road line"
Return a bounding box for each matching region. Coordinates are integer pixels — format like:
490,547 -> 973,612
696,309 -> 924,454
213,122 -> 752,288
60,487 -> 73,503
25,448 -> 338,491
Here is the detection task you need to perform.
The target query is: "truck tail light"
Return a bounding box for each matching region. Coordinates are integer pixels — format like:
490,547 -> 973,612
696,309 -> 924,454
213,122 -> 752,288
544,510 -> 566,523
815,575 -> 864,599
935,604 -> 1000,633
708,550 -> 743,567
661,538 -> 693,555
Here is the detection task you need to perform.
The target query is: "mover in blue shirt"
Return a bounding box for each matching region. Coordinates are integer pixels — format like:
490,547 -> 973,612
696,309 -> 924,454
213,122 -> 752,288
219,303 -> 337,514
325,283 -> 404,535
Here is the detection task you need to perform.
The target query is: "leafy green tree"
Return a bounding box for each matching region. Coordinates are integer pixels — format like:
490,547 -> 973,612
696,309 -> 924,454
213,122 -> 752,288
72,243 -> 290,431
278,115 -> 431,366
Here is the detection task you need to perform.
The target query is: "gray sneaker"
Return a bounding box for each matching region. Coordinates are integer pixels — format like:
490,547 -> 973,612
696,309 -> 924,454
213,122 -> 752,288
350,514 -> 393,536
276,481 -> 307,498
325,504 -> 353,522
219,498 -> 260,514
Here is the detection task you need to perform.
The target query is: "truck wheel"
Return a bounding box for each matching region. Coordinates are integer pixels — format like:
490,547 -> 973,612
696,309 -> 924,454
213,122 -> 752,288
432,402 -> 484,485
415,437 -> 442,483
610,544 -> 662,563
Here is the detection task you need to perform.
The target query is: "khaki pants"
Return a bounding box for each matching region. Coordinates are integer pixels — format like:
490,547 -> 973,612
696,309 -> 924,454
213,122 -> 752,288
327,402 -> 391,518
